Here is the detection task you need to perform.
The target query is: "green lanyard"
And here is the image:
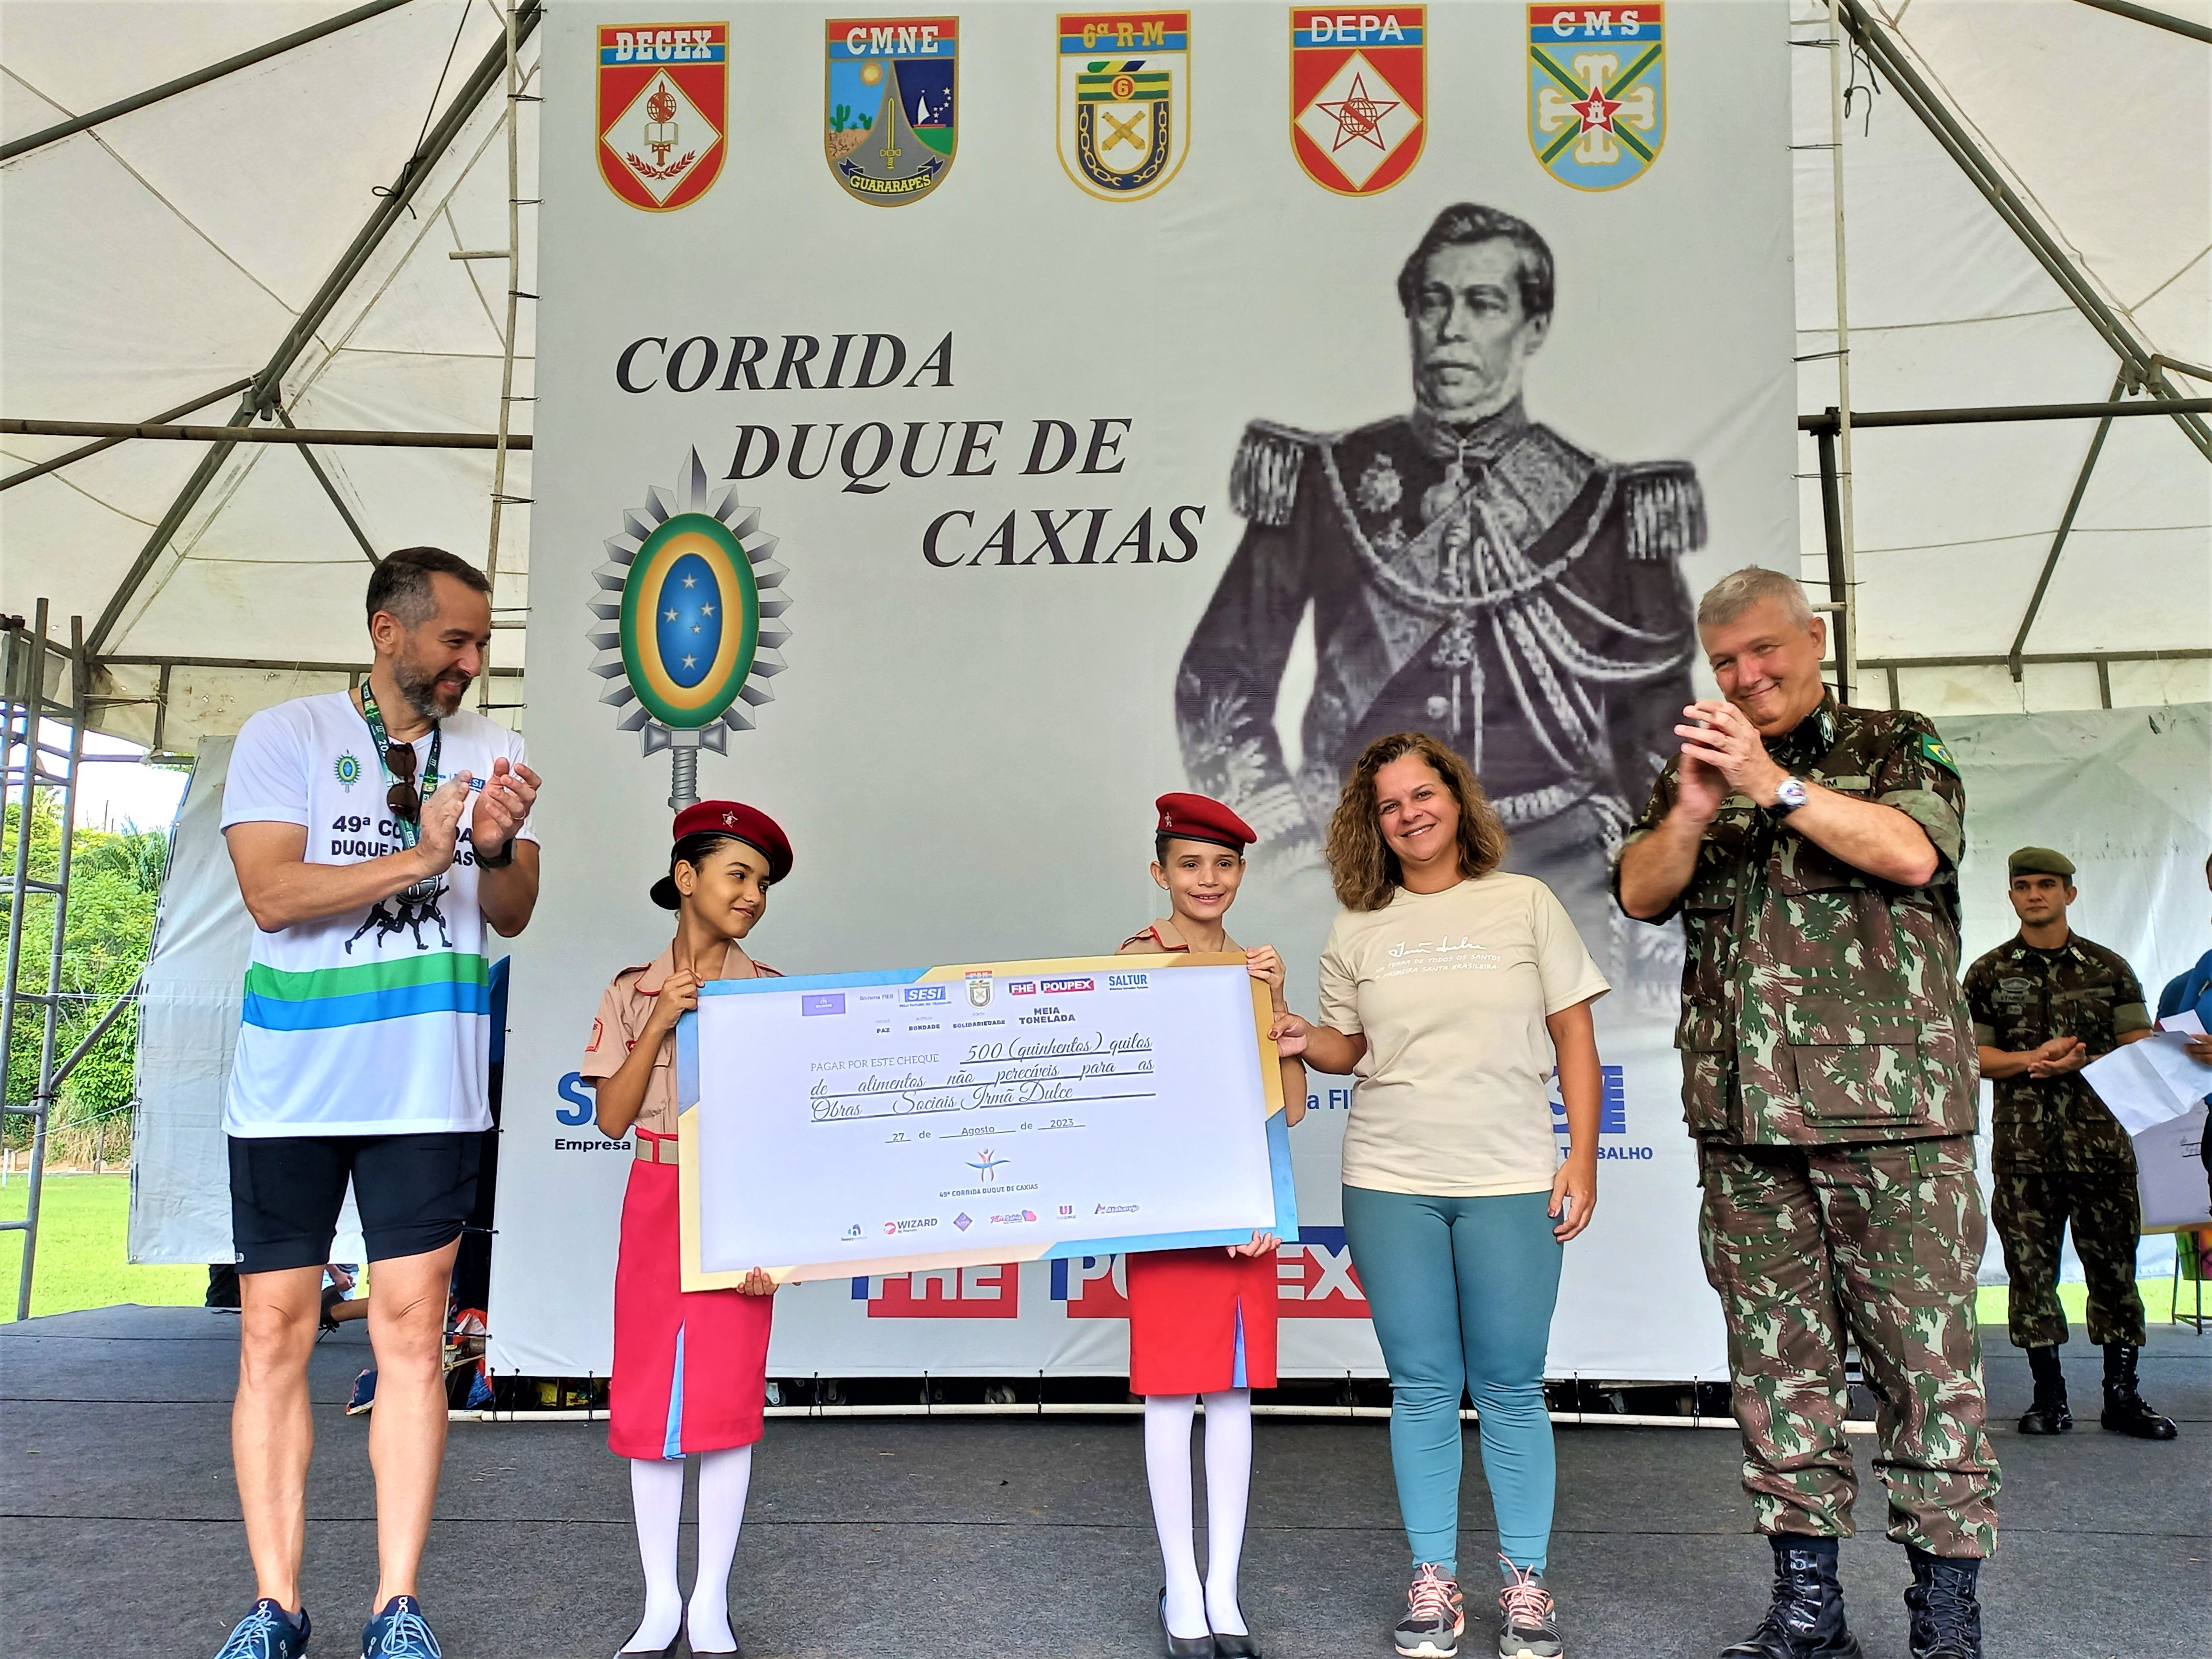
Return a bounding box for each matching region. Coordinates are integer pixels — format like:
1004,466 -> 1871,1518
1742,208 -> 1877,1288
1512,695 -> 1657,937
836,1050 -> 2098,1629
358,683 -> 442,852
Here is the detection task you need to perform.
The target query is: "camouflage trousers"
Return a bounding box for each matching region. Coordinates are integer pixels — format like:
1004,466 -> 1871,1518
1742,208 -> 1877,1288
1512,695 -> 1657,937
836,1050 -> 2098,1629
1991,1165 -> 2146,1349
1698,1136 -> 2001,1558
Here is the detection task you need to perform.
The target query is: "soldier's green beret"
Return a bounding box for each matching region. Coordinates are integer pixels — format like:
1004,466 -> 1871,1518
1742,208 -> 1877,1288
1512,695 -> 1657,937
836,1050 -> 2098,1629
2008,846 -> 2076,879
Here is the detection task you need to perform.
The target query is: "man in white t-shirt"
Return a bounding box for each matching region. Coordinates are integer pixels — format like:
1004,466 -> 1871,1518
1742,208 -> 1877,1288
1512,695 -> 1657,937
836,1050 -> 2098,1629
211,547 -> 541,1659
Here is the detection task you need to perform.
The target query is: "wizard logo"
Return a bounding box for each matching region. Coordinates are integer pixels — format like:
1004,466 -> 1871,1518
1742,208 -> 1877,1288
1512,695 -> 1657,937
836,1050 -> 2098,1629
826,16 -> 959,206
597,23 -> 728,211
1290,7 -> 1424,196
1527,4 -> 1666,190
1057,11 -> 1190,202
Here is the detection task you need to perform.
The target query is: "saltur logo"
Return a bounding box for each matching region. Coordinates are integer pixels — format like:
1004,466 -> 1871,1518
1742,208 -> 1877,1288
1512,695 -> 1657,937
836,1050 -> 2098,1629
1106,972 -> 1149,989
902,984 -> 949,1005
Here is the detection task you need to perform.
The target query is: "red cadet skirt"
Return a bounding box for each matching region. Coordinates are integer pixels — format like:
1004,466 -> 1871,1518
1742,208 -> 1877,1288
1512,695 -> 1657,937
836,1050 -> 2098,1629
1126,1246 -> 1279,1396
608,1155 -> 773,1460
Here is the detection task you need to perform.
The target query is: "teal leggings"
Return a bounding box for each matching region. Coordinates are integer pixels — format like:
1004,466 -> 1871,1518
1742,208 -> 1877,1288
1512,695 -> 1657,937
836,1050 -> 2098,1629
1341,1185 -> 1563,1577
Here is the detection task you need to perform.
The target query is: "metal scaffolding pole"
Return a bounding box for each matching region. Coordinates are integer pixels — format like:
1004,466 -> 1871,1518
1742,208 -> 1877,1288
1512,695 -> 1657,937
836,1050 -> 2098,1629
1821,0 -> 1859,706
0,0 -> 414,162
2071,0 -> 2212,45
0,604 -> 87,1320
3,420 -> 532,449
86,0 -> 545,660
0,378 -> 256,493
1835,0 -> 2212,459
481,0 -> 531,713
2007,372 -> 2132,680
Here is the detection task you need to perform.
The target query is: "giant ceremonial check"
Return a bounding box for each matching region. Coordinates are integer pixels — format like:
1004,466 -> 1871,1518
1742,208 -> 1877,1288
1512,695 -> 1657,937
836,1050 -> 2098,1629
675,956 -> 1296,1287
491,1 -> 1794,1384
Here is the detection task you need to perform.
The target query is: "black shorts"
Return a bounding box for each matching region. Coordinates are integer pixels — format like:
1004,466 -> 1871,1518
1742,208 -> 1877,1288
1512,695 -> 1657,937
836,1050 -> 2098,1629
228,1132 -> 482,1275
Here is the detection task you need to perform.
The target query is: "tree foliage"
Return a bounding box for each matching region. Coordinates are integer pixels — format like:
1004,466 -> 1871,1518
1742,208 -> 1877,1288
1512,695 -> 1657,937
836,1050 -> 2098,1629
3,797 -> 166,1139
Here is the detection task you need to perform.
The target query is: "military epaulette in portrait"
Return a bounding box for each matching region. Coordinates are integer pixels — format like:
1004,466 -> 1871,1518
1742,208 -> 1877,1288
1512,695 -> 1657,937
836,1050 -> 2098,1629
1228,420 -> 1318,527
1618,461 -> 1706,562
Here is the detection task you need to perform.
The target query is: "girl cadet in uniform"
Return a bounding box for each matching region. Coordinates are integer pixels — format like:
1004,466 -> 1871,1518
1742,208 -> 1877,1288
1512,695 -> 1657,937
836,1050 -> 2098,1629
582,802 -> 792,1658
1117,792 -> 1308,1659
1272,734 -> 1608,1659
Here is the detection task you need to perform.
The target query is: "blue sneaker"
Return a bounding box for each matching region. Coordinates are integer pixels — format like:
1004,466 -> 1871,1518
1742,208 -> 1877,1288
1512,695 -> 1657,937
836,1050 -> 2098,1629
214,1599 -> 310,1659
361,1595 -> 441,1659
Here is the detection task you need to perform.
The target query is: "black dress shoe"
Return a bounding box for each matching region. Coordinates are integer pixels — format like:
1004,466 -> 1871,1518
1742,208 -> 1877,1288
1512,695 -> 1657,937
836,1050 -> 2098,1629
1160,1590 -> 1216,1659
1211,1629 -> 1262,1659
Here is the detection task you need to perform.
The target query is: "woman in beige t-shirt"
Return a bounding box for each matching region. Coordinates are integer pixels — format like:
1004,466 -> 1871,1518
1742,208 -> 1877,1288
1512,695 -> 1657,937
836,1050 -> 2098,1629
1276,732 -> 1609,1659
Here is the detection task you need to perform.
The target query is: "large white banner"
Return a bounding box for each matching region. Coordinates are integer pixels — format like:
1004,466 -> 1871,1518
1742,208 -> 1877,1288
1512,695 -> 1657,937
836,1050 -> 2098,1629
491,0 -> 1797,1383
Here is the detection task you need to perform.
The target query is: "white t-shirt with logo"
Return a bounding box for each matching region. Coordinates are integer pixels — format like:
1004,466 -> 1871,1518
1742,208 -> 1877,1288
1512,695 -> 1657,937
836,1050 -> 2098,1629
220,691 -> 537,1138
1318,874 -> 1609,1198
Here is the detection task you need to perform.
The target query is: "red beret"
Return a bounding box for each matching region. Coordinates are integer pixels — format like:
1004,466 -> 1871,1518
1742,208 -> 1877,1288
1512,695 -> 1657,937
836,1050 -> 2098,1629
654,800 -> 792,907
1155,792 -> 1255,851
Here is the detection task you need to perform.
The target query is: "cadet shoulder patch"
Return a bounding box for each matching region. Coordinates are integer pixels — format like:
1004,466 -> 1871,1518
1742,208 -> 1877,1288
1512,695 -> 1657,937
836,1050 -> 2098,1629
1229,420 -> 1316,526
1618,461 -> 1704,561
1917,731 -> 1960,775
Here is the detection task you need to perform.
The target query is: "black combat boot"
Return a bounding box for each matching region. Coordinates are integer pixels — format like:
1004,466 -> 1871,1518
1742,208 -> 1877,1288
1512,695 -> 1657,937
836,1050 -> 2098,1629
2099,1342 -> 2179,1438
2016,1344 -> 2071,1434
1903,1547 -> 1982,1659
1718,1535 -> 1863,1659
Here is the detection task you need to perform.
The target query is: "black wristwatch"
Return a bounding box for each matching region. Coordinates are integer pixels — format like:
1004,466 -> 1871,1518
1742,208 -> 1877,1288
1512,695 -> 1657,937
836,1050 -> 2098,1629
476,838 -> 516,869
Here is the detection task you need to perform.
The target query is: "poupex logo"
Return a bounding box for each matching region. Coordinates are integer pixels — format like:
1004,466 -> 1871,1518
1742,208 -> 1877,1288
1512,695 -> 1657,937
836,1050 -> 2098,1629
586,450 -> 791,808
1527,4 -> 1666,191
597,25 -> 728,211
1290,8 -> 1425,196
1039,977 -> 1094,995
1057,11 -> 1191,202
826,16 -> 959,206
1056,1227 -> 1368,1317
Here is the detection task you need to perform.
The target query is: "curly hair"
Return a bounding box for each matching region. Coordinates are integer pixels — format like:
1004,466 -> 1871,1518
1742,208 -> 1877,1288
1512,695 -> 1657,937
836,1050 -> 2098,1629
1325,732 -> 1509,911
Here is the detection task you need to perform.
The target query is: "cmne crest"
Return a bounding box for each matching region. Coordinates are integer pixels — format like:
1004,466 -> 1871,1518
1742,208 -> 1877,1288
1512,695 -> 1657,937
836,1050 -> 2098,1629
597,23 -> 729,211
826,16 -> 959,206
1057,11 -> 1191,202
1527,4 -> 1666,191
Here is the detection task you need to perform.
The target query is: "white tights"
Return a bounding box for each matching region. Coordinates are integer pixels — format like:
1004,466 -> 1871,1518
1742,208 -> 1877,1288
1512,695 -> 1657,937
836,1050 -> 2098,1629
620,1445 -> 752,1655
1144,1390 -> 1254,1641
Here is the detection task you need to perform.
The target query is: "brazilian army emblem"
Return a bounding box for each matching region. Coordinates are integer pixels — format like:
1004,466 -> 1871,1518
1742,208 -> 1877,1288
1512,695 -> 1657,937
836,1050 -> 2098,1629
333,752 -> 362,790
1290,7 -> 1425,196
1527,3 -> 1665,190
596,23 -> 728,211
826,15 -> 958,206
1056,11 -> 1190,202
587,452 -> 790,800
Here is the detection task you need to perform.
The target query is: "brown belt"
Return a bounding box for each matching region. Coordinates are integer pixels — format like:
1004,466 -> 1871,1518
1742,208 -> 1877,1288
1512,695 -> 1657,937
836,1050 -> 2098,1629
634,1128 -> 679,1165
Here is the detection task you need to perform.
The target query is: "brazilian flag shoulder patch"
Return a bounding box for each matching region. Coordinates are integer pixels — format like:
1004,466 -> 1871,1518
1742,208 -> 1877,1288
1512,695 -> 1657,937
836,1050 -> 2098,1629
1918,732 -> 1961,775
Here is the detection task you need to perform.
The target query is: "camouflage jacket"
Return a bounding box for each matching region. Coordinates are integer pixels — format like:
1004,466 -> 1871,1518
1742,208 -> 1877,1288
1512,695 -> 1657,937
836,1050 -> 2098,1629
1963,934 -> 2150,1172
1612,696 -> 1979,1147
1176,400 -> 1700,857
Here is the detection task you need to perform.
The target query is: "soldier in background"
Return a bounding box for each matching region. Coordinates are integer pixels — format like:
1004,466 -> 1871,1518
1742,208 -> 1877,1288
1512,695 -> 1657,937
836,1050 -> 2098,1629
1178,201 -> 1701,984
1963,848 -> 2178,1440
1615,567 -> 1996,1659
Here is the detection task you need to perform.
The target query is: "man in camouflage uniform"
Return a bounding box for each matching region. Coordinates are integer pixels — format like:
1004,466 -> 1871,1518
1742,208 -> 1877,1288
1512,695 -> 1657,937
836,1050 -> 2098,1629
1963,847 -> 2177,1440
1177,201 -> 1702,984
1615,568 -> 1996,1659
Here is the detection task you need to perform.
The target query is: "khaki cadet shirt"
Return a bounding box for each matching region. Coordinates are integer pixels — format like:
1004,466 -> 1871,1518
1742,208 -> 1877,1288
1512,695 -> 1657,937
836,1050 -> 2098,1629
580,946 -> 779,1137
1612,695 -> 1978,1147
1962,934 -> 2149,1172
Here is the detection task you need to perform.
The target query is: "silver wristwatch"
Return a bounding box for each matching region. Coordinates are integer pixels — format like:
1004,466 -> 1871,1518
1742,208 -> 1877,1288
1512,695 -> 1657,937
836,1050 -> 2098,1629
1772,775 -> 1810,814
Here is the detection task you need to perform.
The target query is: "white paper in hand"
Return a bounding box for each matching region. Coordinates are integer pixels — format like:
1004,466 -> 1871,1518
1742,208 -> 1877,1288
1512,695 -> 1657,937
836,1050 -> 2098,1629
2083,1033 -> 2212,1137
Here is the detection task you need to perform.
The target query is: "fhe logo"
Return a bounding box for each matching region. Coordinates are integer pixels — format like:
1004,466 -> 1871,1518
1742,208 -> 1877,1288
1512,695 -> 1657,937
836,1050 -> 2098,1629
1053,1227 -> 1367,1318
852,1264 -> 1019,1317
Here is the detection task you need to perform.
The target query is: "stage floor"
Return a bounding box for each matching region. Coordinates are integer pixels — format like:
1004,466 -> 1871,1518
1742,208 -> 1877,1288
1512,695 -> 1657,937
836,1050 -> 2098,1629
3,1305 -> 2205,1659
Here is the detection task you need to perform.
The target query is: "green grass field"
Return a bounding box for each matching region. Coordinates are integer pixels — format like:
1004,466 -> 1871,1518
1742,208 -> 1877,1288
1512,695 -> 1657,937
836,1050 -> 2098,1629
0,1170 -> 2196,1330
0,1172 -> 207,1321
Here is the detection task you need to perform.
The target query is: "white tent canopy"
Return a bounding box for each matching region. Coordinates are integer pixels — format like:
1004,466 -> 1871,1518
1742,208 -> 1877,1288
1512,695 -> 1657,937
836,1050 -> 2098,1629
2,0 -> 2207,745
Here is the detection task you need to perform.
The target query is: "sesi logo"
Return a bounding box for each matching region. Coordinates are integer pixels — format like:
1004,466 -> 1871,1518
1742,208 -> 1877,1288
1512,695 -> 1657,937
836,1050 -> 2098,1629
852,1265 -> 1020,1317
556,1072 -> 594,1126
